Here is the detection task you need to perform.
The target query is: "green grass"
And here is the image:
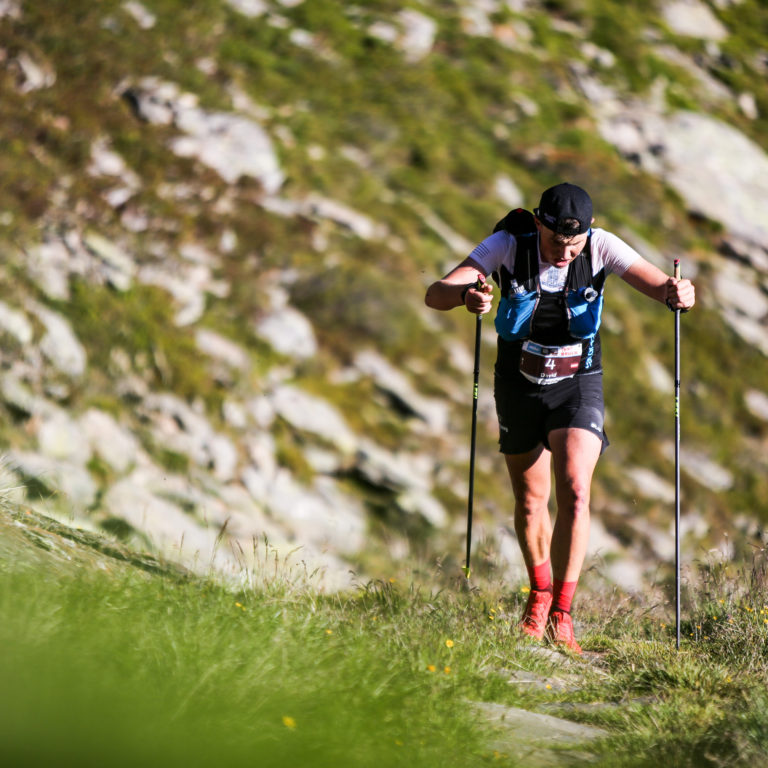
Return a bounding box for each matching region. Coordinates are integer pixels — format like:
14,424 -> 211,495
4,505 -> 768,767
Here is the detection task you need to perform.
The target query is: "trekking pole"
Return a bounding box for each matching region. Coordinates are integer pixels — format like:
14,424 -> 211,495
463,279 -> 483,579
674,258 -> 682,650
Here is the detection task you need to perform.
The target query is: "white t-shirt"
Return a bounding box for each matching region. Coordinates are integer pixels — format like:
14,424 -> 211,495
468,228 -> 640,293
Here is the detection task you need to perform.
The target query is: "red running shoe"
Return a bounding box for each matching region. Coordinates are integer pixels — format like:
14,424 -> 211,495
518,589 -> 553,641
546,610 -> 583,655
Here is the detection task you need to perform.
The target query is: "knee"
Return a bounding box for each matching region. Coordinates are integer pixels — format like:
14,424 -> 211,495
514,491 -> 550,521
558,481 -> 591,517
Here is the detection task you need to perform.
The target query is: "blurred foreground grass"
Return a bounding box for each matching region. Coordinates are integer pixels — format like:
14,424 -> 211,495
2,503 -> 768,767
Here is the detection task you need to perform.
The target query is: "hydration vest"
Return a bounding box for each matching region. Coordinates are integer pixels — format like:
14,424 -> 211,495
490,209 -> 607,372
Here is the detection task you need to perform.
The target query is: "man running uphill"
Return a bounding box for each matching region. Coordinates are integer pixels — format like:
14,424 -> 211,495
425,183 -> 695,653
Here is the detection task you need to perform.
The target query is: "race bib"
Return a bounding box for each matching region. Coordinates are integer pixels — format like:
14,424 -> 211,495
519,341 -> 582,385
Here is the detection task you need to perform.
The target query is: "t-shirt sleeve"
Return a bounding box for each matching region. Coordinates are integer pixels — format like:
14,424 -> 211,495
591,229 -> 641,276
466,230 -> 515,275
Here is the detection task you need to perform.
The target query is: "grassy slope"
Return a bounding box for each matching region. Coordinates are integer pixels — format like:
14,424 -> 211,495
4,503 -> 768,767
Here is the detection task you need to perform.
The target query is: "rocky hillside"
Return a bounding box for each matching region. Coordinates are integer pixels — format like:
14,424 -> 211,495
1,0 -> 767,591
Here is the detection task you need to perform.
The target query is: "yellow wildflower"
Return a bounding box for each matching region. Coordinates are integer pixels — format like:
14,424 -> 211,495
445,639 -> 454,648
520,586 -> 530,594
444,666 -> 451,674
282,716 -> 296,729
427,664 -> 436,673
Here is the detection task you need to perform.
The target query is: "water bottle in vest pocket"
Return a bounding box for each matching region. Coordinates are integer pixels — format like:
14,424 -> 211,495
495,292 -> 537,341
566,286 -> 603,339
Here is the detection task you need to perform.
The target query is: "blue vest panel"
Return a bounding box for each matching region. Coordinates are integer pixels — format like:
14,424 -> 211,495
493,234 -> 605,344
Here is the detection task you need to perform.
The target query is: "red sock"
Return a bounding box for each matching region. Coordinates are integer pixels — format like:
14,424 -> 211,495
527,560 -> 552,593
552,579 -> 577,613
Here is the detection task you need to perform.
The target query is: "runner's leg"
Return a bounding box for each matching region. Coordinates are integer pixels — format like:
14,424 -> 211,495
548,427 -> 602,586
504,446 -> 552,571
543,427 -> 601,652
505,445 -> 554,639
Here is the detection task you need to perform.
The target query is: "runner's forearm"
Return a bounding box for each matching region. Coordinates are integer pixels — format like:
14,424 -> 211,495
425,281 -> 473,310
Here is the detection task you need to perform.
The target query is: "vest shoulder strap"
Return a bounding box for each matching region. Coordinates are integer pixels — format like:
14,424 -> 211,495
514,233 -> 538,292
565,236 -> 606,292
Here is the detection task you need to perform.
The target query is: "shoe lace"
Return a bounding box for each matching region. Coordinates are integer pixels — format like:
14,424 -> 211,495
523,590 -> 551,626
551,611 -> 576,645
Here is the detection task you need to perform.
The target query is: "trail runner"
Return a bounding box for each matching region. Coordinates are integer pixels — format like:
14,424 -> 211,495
425,183 -> 695,653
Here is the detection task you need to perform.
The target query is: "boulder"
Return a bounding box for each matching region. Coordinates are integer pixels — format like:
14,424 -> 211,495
88,138 -> 142,210
0,301 -> 33,345
0,0 -> 21,19
171,109 -> 285,191
83,231 -> 137,291
270,384 -> 357,454
254,306 -> 318,359
661,442 -> 734,491
122,1 -> 156,29
11,51 -> 55,93
354,349 -> 449,433
261,193 -> 386,241
137,261 -> 212,326
140,392 -> 240,481
224,0 -> 268,17
262,470 -> 367,555
368,10 -> 437,63
598,108 -> 768,250
123,77 -> 284,193
354,438 -> 433,494
745,389 -> 768,422
80,408 -> 141,474
102,474 -> 237,572
661,0 -> 728,40
395,488 -> 447,528
37,408 -> 93,465
195,329 -> 250,371
626,466 -> 676,504
9,451 -> 97,509
24,239 -> 72,300
494,175 -> 525,209
28,304 -> 87,378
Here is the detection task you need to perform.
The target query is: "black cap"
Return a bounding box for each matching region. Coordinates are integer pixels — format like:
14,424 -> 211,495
534,183 -> 593,236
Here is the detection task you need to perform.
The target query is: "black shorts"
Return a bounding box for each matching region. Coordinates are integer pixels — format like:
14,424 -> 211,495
494,372 -> 608,455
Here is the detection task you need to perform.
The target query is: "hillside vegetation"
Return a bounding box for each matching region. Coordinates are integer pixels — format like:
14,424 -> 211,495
1,0 -> 768,591
4,496 -> 768,767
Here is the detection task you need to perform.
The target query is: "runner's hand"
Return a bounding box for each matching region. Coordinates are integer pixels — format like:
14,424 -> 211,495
665,276 -> 695,311
463,276 -> 493,315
